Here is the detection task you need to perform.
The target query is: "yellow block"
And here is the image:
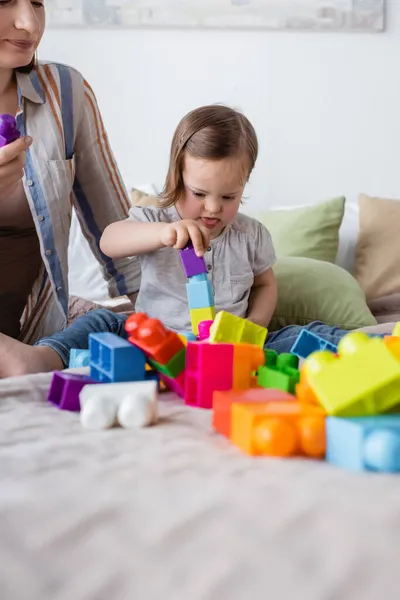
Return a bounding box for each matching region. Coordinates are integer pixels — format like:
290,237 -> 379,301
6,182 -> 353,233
393,322 -> 400,337
209,310 -> 267,347
304,332 -> 400,416
190,306 -> 216,336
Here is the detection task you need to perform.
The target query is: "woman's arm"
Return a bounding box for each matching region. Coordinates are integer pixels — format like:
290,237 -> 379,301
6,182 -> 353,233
72,77 -> 140,301
247,268 -> 278,328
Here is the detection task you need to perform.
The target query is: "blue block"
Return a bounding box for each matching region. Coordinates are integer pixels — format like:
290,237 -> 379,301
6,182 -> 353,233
327,416 -> 400,472
189,273 -> 208,283
177,331 -> 197,342
291,329 -> 337,360
69,349 -> 90,369
89,332 -> 146,383
186,279 -> 214,309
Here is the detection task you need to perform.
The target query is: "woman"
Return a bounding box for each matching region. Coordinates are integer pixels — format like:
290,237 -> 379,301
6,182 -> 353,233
0,0 -> 140,377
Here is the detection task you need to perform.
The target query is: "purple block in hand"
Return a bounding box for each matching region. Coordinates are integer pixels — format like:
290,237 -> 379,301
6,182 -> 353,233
48,371 -> 98,412
179,241 -> 207,278
0,114 -> 21,148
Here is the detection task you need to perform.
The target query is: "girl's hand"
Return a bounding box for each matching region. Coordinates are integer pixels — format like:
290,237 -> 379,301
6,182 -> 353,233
160,219 -> 210,256
0,136 -> 32,202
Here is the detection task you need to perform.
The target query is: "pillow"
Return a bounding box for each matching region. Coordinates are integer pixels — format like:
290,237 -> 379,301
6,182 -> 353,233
269,256 -> 376,332
255,196 -> 345,263
355,193 -> 400,301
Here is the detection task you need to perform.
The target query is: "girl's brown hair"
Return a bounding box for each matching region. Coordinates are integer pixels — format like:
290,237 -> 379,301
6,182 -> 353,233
161,104 -> 258,207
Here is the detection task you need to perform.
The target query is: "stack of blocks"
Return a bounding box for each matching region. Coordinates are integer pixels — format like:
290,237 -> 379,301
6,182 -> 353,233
179,241 -> 215,335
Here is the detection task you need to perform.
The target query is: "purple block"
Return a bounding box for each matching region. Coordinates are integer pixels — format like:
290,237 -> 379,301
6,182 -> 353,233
179,241 -> 207,278
48,372 -> 98,412
0,114 -> 21,148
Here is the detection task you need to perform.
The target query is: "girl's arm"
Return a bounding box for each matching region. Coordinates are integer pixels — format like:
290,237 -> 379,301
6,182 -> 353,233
100,220 -> 168,259
247,268 -> 278,328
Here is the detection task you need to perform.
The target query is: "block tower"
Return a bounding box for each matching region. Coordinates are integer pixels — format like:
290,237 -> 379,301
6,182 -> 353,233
179,241 -> 216,336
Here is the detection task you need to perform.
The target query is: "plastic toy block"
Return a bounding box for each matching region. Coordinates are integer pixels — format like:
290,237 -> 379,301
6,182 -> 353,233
304,332 -> 400,416
80,381 -> 158,430
213,388 -> 295,438
257,353 -> 300,394
0,114 -> 20,147
263,350 -> 299,370
295,367 -> 318,405
384,336 -> 400,360
393,322 -> 400,337
89,332 -> 146,383
186,278 -> 215,310
326,416 -> 400,472
198,320 -> 213,341
177,331 -> 197,346
185,343 -> 234,409
232,344 -> 265,389
291,329 -> 337,360
231,401 -> 326,458
148,347 -> 186,379
160,371 -> 185,398
209,311 -> 267,348
69,349 -> 90,369
125,313 -> 184,365
189,273 -> 208,282
48,372 -> 97,412
179,241 -> 207,278
190,306 -> 216,336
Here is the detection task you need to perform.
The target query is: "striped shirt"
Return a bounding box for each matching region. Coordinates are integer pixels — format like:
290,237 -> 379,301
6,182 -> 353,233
14,62 -> 140,344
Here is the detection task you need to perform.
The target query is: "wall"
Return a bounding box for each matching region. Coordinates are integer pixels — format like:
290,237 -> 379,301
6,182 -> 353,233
40,1 -> 400,210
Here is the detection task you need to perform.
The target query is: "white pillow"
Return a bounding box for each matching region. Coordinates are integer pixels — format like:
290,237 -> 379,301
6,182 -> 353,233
68,184 -> 158,302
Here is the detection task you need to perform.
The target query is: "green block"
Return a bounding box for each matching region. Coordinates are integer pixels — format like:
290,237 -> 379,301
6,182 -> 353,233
257,364 -> 300,394
277,353 -> 299,370
148,348 -> 186,379
263,348 -> 277,366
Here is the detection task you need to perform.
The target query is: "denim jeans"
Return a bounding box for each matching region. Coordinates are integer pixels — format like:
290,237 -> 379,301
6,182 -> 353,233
36,308 -> 380,368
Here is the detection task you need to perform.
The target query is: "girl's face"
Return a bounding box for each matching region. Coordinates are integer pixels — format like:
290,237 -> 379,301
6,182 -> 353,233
0,0 -> 45,71
177,154 -> 247,239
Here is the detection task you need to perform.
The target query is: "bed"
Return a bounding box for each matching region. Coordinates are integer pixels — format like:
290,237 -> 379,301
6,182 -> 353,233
1,363 -> 400,600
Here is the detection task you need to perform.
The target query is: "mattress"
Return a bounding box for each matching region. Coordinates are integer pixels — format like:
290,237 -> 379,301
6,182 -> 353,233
1,371 -> 400,600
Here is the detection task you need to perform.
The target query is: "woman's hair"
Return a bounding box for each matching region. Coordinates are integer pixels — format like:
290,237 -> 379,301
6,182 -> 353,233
160,104 -> 258,207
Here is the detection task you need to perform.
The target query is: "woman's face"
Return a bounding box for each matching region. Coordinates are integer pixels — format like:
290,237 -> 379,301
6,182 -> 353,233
0,0 -> 45,70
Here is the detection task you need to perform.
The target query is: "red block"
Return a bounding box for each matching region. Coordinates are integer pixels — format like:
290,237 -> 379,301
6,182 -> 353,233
125,313 -> 184,365
213,388 -> 296,437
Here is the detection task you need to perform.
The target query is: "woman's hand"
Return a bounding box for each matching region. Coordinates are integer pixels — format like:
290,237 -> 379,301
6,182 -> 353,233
160,219 -> 210,257
0,136 -> 32,202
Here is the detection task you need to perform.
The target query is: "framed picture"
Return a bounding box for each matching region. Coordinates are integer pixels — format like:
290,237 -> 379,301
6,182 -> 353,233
46,1 -> 385,32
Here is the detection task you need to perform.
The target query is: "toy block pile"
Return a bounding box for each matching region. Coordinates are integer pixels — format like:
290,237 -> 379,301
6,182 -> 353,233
212,325 -> 400,474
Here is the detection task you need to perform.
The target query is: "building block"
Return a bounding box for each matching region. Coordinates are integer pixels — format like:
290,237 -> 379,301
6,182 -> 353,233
326,415 -> 400,472
125,313 -> 185,365
48,372 -> 98,412
213,388 -> 295,438
295,366 -> 318,405
178,331 -> 197,345
186,278 -> 214,310
160,371 -> 185,398
79,381 -> 158,430
198,320 -> 213,340
89,332 -> 146,383
179,240 -> 207,278
209,311 -> 267,348
190,306 -> 216,335
291,329 -> 337,360
69,349 -> 90,369
232,344 -> 265,388
231,401 -> 326,458
303,332 -> 400,416
258,352 -> 300,394
0,114 -> 20,147
189,273 -> 208,282
384,335 -> 400,361
393,322 -> 400,337
148,347 -> 186,379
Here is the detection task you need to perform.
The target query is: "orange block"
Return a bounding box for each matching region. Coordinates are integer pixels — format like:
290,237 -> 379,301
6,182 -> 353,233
213,388 -> 295,438
384,336 -> 400,361
295,366 -> 318,405
231,401 -> 326,458
232,344 -> 265,389
125,313 -> 184,365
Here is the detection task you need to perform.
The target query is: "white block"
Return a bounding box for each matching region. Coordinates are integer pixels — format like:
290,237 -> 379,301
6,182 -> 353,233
79,381 -> 158,430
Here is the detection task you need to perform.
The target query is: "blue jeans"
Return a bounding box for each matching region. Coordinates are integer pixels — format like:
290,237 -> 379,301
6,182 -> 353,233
35,308 -> 375,368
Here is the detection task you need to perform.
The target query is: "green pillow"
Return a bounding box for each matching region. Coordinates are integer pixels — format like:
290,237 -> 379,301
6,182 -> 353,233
269,256 -> 377,332
256,196 -> 345,263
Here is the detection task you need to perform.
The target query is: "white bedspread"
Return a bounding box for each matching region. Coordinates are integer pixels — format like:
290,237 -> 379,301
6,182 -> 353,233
1,371 -> 400,600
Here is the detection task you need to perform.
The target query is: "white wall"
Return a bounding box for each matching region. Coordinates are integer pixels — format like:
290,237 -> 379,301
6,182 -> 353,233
40,1 -> 400,210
